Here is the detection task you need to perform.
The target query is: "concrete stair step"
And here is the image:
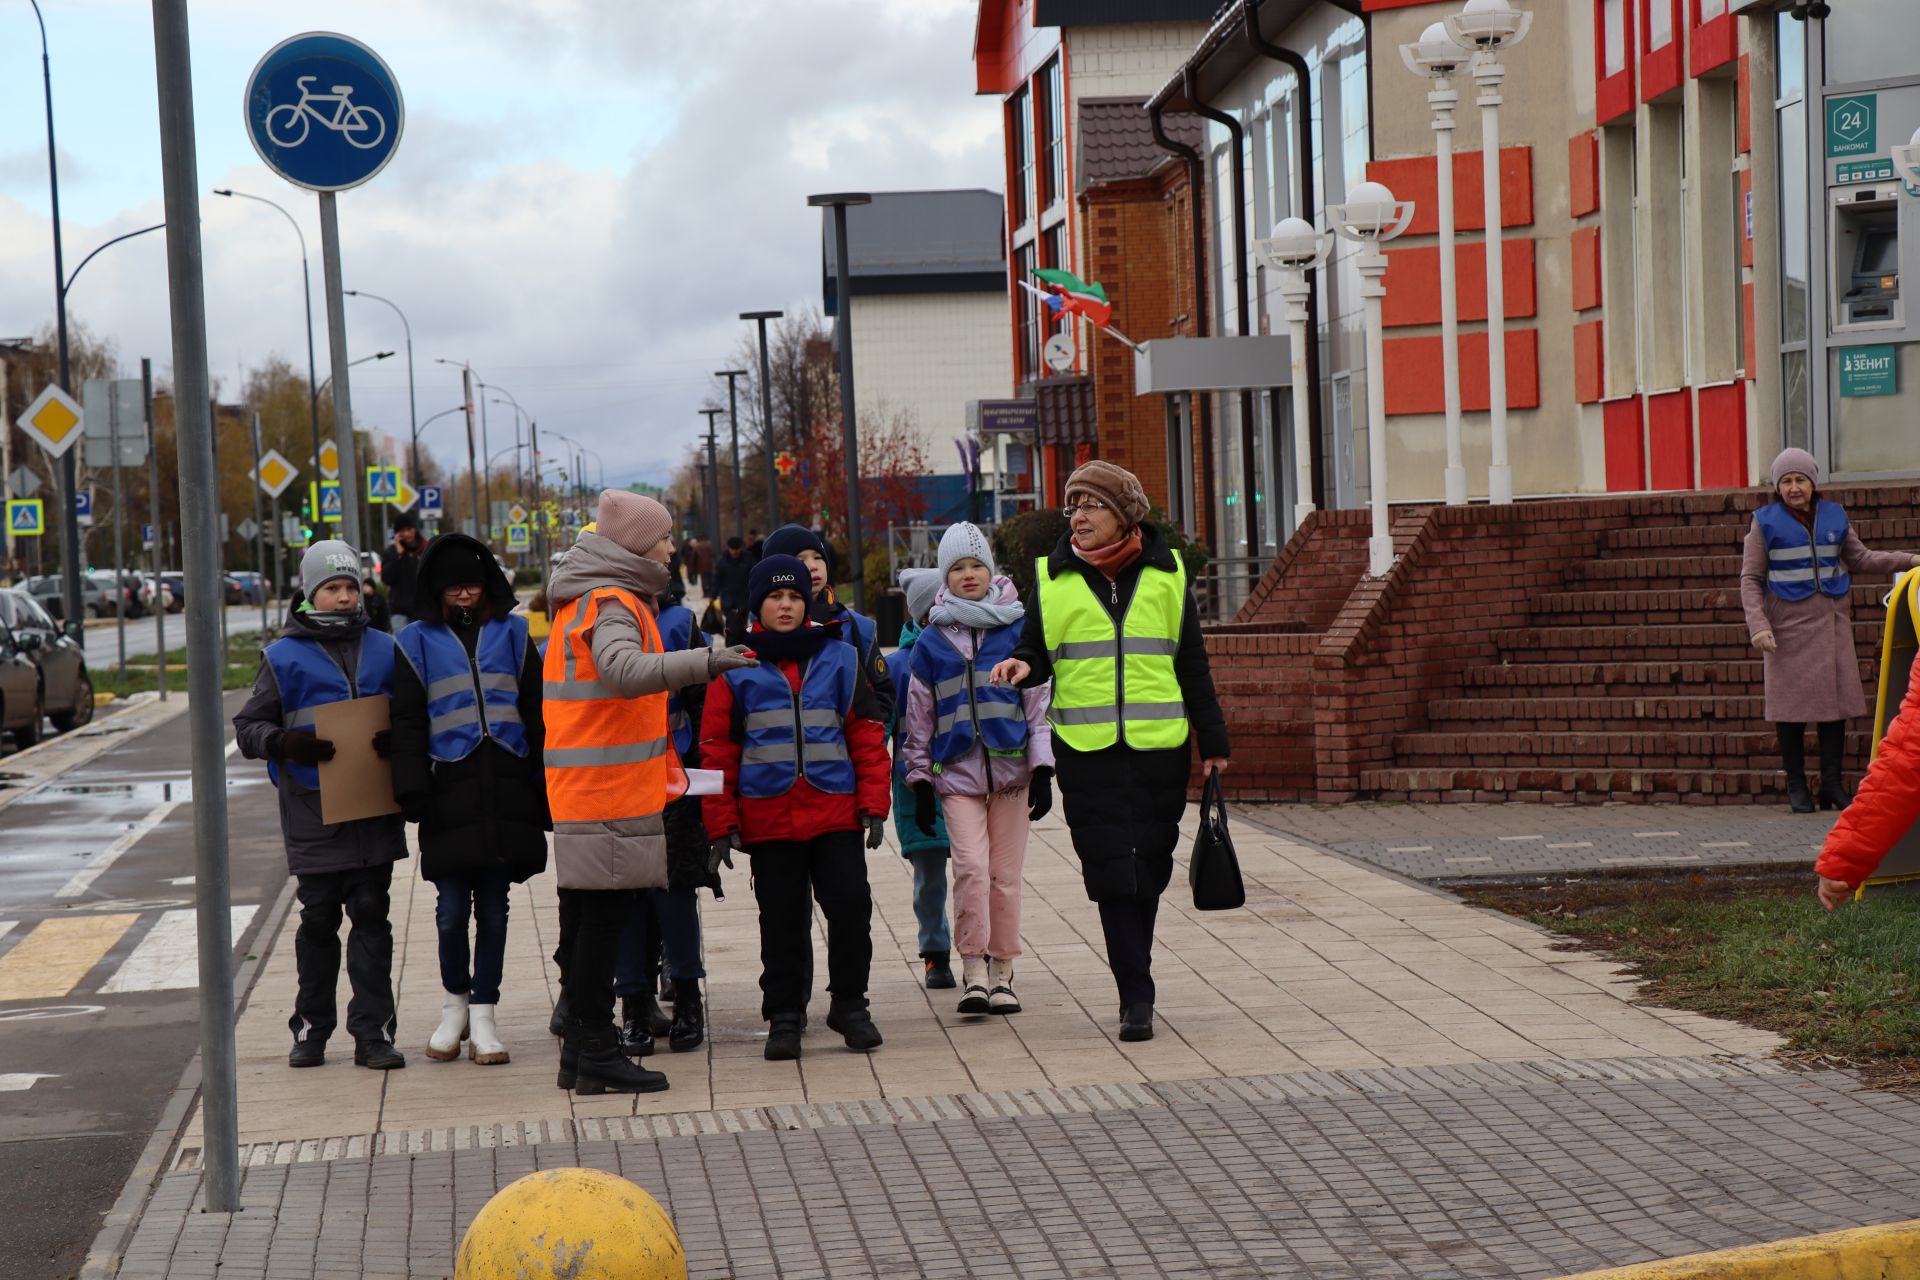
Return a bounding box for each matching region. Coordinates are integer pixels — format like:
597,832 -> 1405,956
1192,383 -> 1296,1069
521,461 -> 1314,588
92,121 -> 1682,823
1360,764 -> 1861,804
1392,728 -> 1871,770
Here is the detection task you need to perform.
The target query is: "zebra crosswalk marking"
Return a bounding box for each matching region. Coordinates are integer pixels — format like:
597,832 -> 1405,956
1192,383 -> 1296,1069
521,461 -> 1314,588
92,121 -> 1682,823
101,906 -> 257,993
0,914 -> 138,1001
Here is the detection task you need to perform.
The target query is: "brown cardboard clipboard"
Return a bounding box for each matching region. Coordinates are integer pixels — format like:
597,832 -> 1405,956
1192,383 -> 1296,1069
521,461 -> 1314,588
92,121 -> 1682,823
312,696 -> 403,825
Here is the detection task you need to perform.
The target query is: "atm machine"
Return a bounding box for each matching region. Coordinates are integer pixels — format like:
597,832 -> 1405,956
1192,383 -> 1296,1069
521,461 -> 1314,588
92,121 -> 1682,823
1831,181 -> 1903,330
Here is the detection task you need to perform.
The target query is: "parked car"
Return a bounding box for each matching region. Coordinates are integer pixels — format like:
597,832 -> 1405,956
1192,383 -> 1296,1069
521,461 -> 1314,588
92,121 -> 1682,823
139,575 -> 174,615
226,571 -> 270,605
24,574 -> 115,622
87,570 -> 148,619
0,588 -> 92,746
157,573 -> 187,613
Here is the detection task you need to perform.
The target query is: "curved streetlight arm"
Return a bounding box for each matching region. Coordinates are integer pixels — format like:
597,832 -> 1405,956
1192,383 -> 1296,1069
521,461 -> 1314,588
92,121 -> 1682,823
63,222 -> 165,299
212,188 -> 307,257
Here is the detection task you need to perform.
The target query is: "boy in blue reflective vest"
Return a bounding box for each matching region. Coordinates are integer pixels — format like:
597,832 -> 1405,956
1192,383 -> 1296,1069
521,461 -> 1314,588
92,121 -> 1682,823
891,568 -> 954,990
233,540 -> 407,1071
900,524 -> 1052,1016
389,534 -> 548,1069
759,524 -> 893,724
701,555 -> 892,1061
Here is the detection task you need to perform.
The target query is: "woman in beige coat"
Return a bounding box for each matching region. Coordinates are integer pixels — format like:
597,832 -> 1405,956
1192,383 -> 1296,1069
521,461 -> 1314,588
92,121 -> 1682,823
1740,448 -> 1920,812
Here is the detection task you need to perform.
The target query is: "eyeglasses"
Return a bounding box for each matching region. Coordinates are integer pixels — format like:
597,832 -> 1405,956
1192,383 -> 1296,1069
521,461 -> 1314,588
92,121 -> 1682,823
1061,501 -> 1110,518
441,583 -> 483,599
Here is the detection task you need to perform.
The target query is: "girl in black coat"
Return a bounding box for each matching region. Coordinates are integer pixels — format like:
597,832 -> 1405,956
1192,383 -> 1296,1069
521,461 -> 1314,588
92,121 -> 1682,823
389,534 -> 548,1066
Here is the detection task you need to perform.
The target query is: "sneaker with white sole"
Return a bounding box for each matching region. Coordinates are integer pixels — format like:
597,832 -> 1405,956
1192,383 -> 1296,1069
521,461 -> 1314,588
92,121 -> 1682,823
986,958 -> 1020,1014
957,956 -> 990,1015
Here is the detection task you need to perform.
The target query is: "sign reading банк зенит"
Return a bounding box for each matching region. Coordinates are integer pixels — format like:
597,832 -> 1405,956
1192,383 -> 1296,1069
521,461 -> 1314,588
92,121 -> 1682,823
1839,344 -> 1898,398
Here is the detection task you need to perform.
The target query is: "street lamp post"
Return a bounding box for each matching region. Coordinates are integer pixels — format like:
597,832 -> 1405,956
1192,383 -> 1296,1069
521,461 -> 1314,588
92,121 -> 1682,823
1446,0 -> 1532,506
742,310 -> 783,527
1402,23 -> 1469,506
344,290 -> 418,482
435,360 -> 484,537
809,192 -> 873,612
485,385 -> 528,511
717,369 -> 749,537
1253,219 -> 1333,532
1329,181 -> 1417,578
698,408 -> 724,556
212,189 -> 325,521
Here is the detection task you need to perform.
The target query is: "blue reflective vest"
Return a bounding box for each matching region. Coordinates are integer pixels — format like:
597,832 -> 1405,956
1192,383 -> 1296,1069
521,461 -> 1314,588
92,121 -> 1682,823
1754,500 -> 1851,602
264,629 -> 397,790
909,623 -> 1028,766
723,640 -> 858,798
658,604 -> 700,757
823,602 -> 876,666
395,616 -> 530,763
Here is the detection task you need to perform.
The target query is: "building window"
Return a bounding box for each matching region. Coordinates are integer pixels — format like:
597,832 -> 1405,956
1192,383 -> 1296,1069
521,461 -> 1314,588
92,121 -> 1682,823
1644,0 -> 1673,51
1824,0 -> 1920,86
1600,121 -> 1639,392
1697,0 -> 1726,19
1597,0 -> 1636,121
1008,87 -> 1033,228
1038,58 -> 1066,211
1015,240 -> 1042,384
1775,12 -> 1810,448
1603,0 -> 1627,75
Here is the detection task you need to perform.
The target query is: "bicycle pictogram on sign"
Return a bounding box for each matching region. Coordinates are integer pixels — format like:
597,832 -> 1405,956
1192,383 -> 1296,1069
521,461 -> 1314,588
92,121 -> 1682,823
265,76 -> 387,151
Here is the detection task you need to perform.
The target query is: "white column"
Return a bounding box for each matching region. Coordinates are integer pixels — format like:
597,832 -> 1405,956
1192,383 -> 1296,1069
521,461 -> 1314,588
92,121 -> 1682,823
1474,53 -> 1513,505
1282,271 -> 1317,529
1358,244 -> 1394,576
1433,80 -> 1466,505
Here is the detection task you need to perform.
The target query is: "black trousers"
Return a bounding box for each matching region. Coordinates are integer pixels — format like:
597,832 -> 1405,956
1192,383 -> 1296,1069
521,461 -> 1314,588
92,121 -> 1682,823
554,888 -> 632,1031
1097,895 -> 1161,1008
748,830 -> 872,1021
290,864 -> 397,1045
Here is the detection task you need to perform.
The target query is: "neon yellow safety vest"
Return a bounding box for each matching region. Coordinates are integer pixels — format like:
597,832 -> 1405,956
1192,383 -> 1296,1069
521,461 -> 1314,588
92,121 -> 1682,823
1036,553 -> 1190,751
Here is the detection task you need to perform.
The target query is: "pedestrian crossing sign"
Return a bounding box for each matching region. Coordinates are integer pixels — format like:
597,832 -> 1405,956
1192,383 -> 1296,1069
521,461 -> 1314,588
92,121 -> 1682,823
7,499 -> 44,536
506,523 -> 530,551
309,480 -> 343,524
366,466 -> 400,502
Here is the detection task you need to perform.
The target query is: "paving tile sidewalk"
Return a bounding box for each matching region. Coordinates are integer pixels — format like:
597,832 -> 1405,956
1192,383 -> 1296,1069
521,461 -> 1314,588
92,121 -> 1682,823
1241,800 -> 1840,880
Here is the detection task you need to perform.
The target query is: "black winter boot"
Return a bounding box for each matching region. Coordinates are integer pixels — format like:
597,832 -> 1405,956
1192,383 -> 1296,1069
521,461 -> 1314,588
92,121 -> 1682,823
668,979 -> 705,1052
1818,720 -> 1851,810
1777,722 -> 1815,813
640,992 -> 672,1039
620,996 -> 656,1057
922,951 -> 956,990
572,1020 -> 669,1095
826,1001 -> 883,1053
556,1026 -> 579,1090
548,990 -> 569,1039
764,1015 -> 803,1061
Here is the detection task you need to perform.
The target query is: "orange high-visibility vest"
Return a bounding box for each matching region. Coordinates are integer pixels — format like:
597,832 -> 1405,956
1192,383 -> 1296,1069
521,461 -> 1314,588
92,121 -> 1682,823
542,586 -> 685,823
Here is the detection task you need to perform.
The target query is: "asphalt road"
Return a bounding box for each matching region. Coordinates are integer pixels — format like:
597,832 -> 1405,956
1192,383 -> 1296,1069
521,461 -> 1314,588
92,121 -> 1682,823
0,691 -> 288,1279
82,604 -> 270,666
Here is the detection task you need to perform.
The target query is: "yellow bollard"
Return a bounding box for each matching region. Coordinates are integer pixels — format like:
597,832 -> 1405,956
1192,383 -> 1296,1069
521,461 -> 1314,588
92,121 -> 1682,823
454,1167 -> 687,1280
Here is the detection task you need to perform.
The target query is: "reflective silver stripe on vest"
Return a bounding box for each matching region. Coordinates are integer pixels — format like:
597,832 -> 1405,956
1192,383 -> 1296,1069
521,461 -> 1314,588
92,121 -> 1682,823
804,741 -> 851,764
1121,636 -> 1180,657
1122,700 -> 1185,721
286,708 -> 319,730
561,594 -> 596,683
742,739 -> 852,766
541,679 -> 620,701
931,672 -> 968,702
668,709 -> 688,732
426,673 -> 473,702
1048,700 -> 1183,728
1767,545 -> 1840,562
743,707 -> 841,732
1767,568 -> 1817,583
936,698 -> 1025,738
546,737 -> 670,768
429,704 -> 484,736
1050,639 -> 1117,663
478,671 -> 519,694
488,703 -> 524,727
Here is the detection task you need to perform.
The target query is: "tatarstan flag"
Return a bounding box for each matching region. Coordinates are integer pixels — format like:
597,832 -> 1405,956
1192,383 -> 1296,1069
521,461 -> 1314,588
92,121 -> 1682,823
1031,267 -> 1113,327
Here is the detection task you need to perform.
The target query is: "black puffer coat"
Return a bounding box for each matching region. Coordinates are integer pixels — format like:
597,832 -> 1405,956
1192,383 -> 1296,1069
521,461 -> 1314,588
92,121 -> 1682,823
389,533 -> 549,884
1011,524 -> 1229,903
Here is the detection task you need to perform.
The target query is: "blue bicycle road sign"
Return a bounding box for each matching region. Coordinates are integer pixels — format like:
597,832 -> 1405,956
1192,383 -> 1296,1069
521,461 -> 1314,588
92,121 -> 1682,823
244,32 -> 404,192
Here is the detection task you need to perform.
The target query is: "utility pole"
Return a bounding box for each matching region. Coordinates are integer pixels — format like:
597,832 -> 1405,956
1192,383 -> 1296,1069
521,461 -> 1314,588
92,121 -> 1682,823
144,359 -> 165,698
698,409 -> 724,554
149,0 -> 240,1213
109,383 -> 128,684
742,310 -> 783,528
316,193 -> 363,548
717,369 -> 749,538
459,367 -> 481,538
808,193 -> 872,612
250,413 -> 267,634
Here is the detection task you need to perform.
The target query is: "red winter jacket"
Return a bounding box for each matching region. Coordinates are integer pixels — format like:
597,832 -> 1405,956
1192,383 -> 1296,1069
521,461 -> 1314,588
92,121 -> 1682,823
1816,661 -> 1920,888
700,655 -> 891,847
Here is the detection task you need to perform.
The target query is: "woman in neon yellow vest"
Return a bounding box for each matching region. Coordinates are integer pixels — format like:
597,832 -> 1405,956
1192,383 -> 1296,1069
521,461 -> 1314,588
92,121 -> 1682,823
990,461 -> 1228,1044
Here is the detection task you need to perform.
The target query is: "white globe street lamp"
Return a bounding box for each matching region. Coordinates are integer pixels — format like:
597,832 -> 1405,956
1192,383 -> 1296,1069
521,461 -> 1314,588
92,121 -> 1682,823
1330,181 -> 1417,577
1254,217 -> 1335,531
1446,0 -> 1532,506
1892,125 -> 1920,192
1402,21 -> 1469,506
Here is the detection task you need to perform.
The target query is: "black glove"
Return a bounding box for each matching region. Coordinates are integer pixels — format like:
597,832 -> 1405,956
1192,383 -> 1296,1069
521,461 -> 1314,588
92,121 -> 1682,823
371,729 -> 392,759
1027,767 -> 1053,824
276,731 -> 336,766
912,781 -> 936,837
863,815 -> 886,850
707,836 -> 734,877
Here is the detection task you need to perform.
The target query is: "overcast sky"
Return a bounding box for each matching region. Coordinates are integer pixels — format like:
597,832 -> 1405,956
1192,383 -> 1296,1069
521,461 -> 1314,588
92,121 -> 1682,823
0,0 -> 1003,488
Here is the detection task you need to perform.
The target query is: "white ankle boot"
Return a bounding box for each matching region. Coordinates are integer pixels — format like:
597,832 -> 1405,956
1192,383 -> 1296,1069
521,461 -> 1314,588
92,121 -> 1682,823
987,958 -> 1020,1014
427,993 -> 468,1061
467,1003 -> 509,1065
957,956 -> 990,1015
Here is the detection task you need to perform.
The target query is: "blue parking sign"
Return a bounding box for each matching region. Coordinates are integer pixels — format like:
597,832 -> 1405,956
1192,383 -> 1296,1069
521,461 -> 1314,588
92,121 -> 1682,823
74,489 -> 94,525
419,485 -> 443,516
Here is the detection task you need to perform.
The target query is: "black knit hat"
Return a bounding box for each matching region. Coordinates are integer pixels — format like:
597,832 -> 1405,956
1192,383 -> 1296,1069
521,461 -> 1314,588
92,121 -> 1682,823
748,554 -> 809,618
762,524 -> 827,562
420,540 -> 490,600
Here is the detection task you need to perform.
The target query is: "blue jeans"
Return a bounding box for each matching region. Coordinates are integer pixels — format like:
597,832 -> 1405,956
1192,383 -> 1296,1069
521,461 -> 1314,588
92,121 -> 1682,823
434,873 -> 510,1005
614,889 -> 705,997
905,849 -> 952,956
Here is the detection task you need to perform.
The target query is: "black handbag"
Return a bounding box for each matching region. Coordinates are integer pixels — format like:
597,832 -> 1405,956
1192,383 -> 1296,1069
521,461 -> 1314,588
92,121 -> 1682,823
1189,770 -> 1245,910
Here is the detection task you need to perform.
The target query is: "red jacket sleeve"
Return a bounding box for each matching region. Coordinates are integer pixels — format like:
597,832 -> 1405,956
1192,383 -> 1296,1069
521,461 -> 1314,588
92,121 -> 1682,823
849,715 -> 891,820
1816,658 -> 1920,887
700,674 -> 742,840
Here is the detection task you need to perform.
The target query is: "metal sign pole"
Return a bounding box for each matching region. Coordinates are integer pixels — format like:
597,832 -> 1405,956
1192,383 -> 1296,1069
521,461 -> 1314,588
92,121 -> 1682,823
251,414 -> 267,635
317,193 -> 364,552
109,389 -> 127,683
144,358 -> 166,700
150,0 -> 239,1213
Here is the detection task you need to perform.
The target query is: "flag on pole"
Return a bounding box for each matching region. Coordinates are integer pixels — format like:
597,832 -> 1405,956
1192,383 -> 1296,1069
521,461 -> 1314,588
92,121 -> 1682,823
1029,268 -> 1113,327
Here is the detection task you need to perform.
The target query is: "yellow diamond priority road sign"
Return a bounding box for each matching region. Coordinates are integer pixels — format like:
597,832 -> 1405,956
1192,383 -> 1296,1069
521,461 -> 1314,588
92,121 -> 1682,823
20,386 -> 84,458
254,449 -> 299,499
317,439 -> 340,479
